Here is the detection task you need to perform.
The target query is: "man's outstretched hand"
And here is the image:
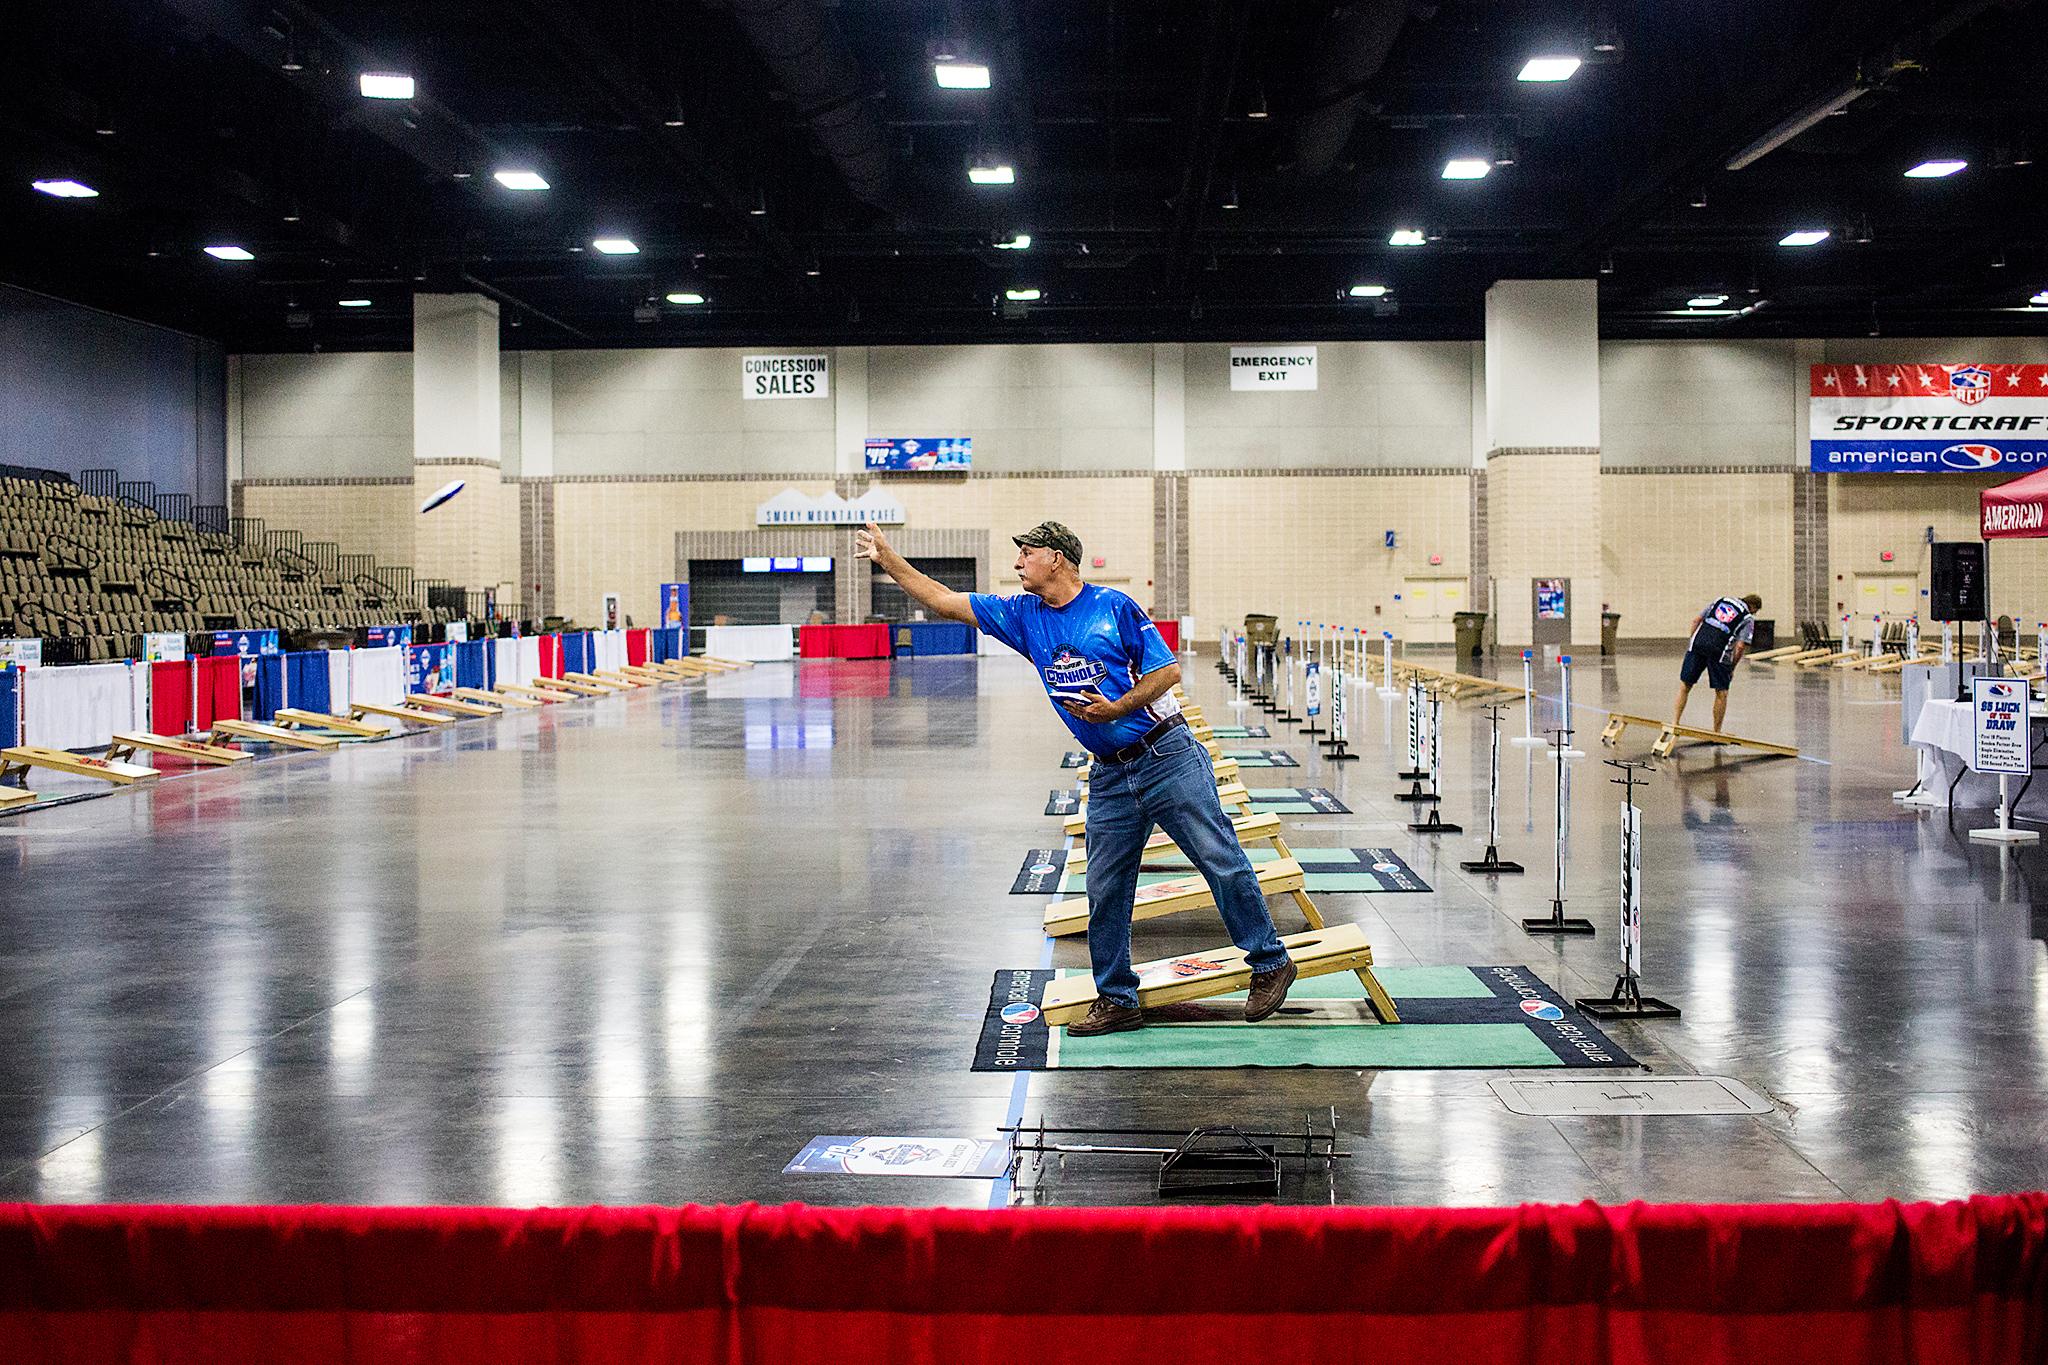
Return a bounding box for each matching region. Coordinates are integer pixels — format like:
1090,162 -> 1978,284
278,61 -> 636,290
854,521 -> 893,564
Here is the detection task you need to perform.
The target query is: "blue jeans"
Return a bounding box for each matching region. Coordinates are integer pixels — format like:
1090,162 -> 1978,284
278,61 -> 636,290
1083,722 -> 1289,1007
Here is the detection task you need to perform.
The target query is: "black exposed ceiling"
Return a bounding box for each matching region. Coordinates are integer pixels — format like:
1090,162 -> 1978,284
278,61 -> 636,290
2,0 -> 2045,351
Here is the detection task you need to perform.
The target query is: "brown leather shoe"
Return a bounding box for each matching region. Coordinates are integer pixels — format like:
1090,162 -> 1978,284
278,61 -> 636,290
1244,957 -> 1298,1022
1066,998 -> 1146,1037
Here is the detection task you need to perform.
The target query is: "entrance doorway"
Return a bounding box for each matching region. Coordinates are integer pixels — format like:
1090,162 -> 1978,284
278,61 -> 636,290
1851,573 -> 1919,646
1402,577 -> 1467,646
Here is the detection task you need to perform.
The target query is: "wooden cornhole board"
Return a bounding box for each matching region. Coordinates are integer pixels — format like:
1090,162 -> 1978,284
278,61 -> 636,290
274,709 -> 389,738
1043,855 -> 1310,938
1744,644 -> 1810,661
211,719 -> 340,751
1065,781 -> 1253,837
545,676 -> 613,696
1038,922 -> 1398,1027
1598,713 -> 1797,759
564,671 -> 632,692
406,693 -> 499,717
1,745 -> 160,785
351,700 -> 452,727
702,655 -> 753,669
497,682 -> 573,702
618,665 -> 675,682
107,732 -> 249,766
0,785 -> 39,809
593,670 -> 647,688
1080,756 -> 1239,788
456,686 -> 535,709
1866,652 -> 1936,675
1066,810 -> 1286,875
1796,650 -> 1861,668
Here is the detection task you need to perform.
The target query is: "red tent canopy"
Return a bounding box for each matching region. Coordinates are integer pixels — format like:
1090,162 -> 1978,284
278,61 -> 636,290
1981,468 -> 2048,538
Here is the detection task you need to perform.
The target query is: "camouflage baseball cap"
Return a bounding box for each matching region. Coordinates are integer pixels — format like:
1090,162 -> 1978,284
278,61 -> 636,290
1013,521 -> 1083,565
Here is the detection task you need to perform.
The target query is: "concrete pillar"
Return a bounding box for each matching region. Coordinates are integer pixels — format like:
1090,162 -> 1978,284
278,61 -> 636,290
412,293 -> 504,609
834,346 -> 868,476
517,352 -> 554,621
1483,280 -> 1602,648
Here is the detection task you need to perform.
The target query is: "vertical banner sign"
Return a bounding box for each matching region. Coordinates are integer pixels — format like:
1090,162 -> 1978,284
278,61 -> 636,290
1229,346 -> 1318,390
1810,364 -> 2048,473
659,583 -> 689,628
742,354 -> 829,400
1304,659 -> 1322,717
1620,803 -> 1643,975
1971,678 -> 2031,774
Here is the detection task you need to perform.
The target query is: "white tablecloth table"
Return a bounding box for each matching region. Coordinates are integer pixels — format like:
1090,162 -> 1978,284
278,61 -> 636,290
704,625 -> 795,661
1909,697 -> 2048,813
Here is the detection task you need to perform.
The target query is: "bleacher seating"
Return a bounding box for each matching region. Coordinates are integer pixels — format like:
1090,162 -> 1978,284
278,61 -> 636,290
0,475 -> 454,660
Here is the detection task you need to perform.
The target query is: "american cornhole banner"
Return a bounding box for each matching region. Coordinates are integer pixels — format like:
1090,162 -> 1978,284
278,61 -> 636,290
1810,364 -> 2048,474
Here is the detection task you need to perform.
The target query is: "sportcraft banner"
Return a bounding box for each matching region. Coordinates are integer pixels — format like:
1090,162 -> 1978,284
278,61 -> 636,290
1810,364 -> 2048,473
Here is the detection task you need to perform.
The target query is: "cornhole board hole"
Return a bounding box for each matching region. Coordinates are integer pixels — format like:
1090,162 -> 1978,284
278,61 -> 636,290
406,694 -> 499,717
1043,856 -> 1307,938
1065,781 -> 1253,836
107,732 -> 249,767
497,682 -> 573,702
0,786 -> 39,809
1597,713 -> 1797,759
1,745 -> 160,786
351,701 -> 453,727
456,686 -> 535,710
274,709 -> 390,738
1038,922 -> 1398,1027
1066,811 -> 1286,875
211,719 -> 340,751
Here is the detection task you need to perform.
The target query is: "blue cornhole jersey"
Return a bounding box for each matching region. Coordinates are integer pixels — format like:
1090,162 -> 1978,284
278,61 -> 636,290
970,584 -> 1179,756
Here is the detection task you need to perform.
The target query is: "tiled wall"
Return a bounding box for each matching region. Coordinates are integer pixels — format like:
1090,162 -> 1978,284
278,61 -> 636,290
236,480 -> 415,570
1602,471 -> 1795,639
240,353 -> 413,478
412,462 -> 506,599
866,345 -> 1154,471
1487,449 -> 1602,647
552,349 -> 836,476
1186,473 -> 1473,638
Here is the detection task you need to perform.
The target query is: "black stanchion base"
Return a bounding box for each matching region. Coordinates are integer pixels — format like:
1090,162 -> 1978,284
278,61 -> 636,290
1394,785 -> 1438,803
1298,724 -> 1327,736
1319,741 -> 1357,761
1408,810 -> 1462,834
1459,845 -> 1524,874
1523,902 -> 1597,935
1273,710 -> 1299,724
1397,768 -> 1429,781
1575,995 -> 1681,1020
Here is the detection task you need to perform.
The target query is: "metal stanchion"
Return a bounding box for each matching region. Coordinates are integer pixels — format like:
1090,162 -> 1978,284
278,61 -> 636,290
1299,623 -> 1327,736
1576,759 -> 1678,1018
1273,634 -> 1299,723
1408,686 -> 1460,832
1460,701 -> 1524,873
1523,722 -> 1596,935
1397,675 -> 1429,784
1377,631 -> 1396,698
1548,654 -> 1586,761
1322,633 -> 1355,761
1510,648 -> 1544,747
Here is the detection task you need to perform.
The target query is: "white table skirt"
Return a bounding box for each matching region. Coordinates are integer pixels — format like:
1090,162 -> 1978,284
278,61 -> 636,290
1909,697 -> 2048,812
705,625 -> 795,661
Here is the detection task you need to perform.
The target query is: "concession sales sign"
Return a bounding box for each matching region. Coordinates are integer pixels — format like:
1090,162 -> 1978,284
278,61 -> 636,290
1810,364 -> 2048,472
743,353 -> 829,399
1231,345 -> 1317,390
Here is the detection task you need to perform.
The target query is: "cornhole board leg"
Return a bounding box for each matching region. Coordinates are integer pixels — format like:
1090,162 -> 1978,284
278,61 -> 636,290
1039,923 -> 1383,1027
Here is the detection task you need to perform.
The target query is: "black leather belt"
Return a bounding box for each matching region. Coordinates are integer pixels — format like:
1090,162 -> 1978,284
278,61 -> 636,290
1095,713 -> 1186,766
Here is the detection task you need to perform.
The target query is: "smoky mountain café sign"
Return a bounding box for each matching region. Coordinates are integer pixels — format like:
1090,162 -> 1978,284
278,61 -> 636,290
756,488 -> 906,527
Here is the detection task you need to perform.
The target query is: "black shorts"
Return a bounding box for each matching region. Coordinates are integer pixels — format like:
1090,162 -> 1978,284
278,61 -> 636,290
1679,648 -> 1733,691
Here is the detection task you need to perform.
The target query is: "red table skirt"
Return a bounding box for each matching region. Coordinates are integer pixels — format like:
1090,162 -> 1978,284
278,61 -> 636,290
1153,618 -> 1179,650
798,623 -> 892,659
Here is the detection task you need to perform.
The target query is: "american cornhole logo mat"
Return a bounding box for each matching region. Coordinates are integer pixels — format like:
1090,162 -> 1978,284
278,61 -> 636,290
1061,752 -> 1090,768
1205,725 -> 1270,738
1221,749 -> 1299,767
1045,789 -> 1083,816
1012,846 -> 1430,894
1048,787 -> 1347,817
971,964 -> 1637,1071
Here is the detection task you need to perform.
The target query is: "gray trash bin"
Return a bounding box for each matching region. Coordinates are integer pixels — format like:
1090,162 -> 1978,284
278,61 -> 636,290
1453,611 -> 1486,658
1601,612 -> 1621,655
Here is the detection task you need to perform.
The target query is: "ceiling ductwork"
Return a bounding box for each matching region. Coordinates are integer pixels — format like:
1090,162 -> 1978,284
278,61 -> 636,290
713,0 -> 894,208
1290,1 -> 1420,178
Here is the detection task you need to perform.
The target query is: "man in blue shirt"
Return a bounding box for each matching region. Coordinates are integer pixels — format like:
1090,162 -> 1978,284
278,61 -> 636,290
857,519 -> 1296,1037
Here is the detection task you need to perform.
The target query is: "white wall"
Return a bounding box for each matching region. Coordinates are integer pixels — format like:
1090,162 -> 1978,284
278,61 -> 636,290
1185,340 -> 1472,469
1602,340 -> 1797,467
239,353 -> 413,479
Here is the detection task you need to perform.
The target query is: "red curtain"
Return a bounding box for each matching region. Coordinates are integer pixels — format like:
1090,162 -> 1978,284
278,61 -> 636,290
148,661 -> 191,735
626,629 -> 649,666
192,657 -> 242,729
1,1198 -> 2042,1364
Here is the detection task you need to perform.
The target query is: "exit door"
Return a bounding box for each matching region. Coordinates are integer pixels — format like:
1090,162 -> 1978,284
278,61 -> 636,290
1852,574 -> 1918,645
1402,577 -> 1465,645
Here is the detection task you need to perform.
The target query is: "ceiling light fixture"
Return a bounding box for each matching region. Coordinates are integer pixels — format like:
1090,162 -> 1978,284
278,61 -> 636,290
358,73 -> 415,99
338,298 -> 371,307
1389,228 -> 1426,246
1779,229 -> 1829,246
994,233 -> 1031,249
204,245 -> 254,260
592,238 -> 639,254
1517,56 -> 1581,82
1725,84 -> 1865,170
1005,288 -> 1040,301
31,179 -> 97,198
666,292 -> 705,304
494,170 -> 549,191
1688,294 -> 1729,307
968,163 -> 1015,185
1441,158 -> 1491,180
1904,159 -> 1966,178
935,62 -> 990,88
1349,285 -> 1388,298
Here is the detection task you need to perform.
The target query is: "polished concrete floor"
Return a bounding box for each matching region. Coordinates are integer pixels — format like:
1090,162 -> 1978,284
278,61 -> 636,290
1,645 -> 2044,1209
